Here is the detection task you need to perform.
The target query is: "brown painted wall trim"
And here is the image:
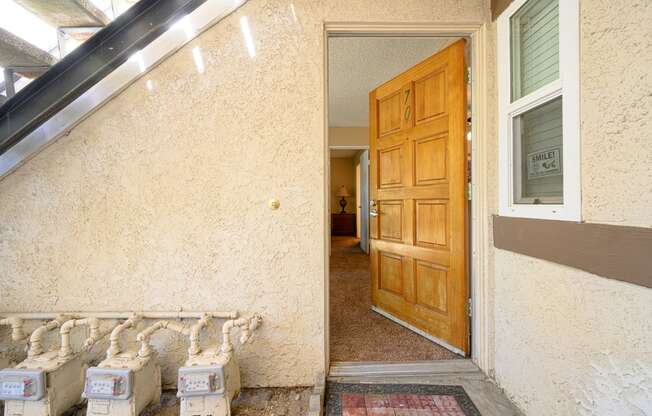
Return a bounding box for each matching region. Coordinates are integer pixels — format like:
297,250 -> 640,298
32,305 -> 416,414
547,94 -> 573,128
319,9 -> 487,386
493,216 -> 652,289
491,0 -> 515,20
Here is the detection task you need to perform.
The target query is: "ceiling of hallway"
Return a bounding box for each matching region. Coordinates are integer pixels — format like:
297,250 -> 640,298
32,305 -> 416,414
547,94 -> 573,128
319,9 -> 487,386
330,149 -> 359,158
328,36 -> 458,128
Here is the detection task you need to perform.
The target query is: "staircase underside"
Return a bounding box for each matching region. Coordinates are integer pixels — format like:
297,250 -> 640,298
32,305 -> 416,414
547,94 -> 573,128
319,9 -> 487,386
0,0 -> 213,156
13,0 -> 111,27
0,28 -> 57,70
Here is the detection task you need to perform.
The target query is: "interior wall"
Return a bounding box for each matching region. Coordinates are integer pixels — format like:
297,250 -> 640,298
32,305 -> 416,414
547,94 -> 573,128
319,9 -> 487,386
330,157 -> 356,214
489,1 -> 652,414
328,127 -> 369,147
0,0 -> 489,387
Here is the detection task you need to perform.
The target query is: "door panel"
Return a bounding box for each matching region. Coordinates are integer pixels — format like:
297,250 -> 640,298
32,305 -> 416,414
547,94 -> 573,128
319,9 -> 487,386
415,260 -> 448,314
415,200 -> 448,248
414,134 -> 447,185
415,70 -> 447,124
378,92 -> 402,137
379,201 -> 403,242
379,252 -> 404,296
369,39 -> 469,355
378,144 -> 404,187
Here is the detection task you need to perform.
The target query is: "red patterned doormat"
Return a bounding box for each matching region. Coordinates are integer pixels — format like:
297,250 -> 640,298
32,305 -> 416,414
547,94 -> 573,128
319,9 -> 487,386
326,383 -> 481,416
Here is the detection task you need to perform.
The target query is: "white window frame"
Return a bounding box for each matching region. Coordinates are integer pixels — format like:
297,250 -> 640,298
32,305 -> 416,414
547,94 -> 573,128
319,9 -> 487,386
498,0 -> 581,221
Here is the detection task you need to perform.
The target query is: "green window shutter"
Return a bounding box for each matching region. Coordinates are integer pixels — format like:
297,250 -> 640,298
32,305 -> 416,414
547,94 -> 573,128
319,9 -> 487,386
510,0 -> 560,102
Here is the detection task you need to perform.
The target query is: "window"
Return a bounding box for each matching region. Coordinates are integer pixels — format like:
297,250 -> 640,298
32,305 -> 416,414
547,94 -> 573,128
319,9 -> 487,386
498,0 -> 580,220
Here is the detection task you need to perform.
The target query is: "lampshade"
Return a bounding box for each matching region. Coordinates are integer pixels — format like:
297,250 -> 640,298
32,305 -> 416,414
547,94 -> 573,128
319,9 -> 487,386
336,185 -> 351,198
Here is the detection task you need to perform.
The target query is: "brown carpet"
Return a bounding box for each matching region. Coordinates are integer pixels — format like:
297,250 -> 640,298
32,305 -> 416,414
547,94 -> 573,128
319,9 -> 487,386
329,237 -> 459,362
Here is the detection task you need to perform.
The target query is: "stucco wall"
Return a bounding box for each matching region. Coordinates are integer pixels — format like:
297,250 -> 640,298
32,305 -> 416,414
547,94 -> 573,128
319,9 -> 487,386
2,0 -> 647,411
491,1 -> 652,414
0,0 -> 487,387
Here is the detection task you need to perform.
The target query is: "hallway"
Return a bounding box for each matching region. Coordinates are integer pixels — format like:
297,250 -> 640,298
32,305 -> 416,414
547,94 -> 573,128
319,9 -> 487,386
329,237 -> 459,362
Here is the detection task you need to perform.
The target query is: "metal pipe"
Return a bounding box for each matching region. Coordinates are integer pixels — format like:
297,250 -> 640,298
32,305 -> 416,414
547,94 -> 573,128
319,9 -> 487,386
106,314 -> 141,359
0,317 -> 27,341
28,315 -> 67,358
3,68 -> 16,98
188,314 -> 210,358
239,313 -> 262,344
59,317 -> 102,360
220,313 -> 263,355
136,320 -> 189,358
1,311 -> 238,320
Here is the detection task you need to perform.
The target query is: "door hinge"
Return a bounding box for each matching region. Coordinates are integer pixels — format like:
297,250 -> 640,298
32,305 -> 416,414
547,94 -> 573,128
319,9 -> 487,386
465,67 -> 471,84
467,298 -> 473,317
466,183 -> 472,201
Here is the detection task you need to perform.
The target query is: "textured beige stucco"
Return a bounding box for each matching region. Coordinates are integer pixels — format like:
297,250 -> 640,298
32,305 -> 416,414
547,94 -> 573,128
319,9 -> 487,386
0,0 -> 487,387
580,1 -> 652,228
1,0 -> 649,411
493,252 -> 652,415
491,1 -> 652,414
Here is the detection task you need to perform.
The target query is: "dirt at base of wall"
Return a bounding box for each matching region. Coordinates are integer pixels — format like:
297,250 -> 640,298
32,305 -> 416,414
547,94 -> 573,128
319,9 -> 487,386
52,387 -> 312,416
146,388 -> 312,416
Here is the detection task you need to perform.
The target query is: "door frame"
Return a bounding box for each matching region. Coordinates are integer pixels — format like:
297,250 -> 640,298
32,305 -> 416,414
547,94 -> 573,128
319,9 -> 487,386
323,22 -> 492,375
328,145 -> 370,253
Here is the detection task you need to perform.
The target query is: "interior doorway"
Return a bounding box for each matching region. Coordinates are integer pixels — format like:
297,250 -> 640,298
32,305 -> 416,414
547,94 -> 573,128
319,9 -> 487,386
330,146 -> 369,254
327,35 -> 472,364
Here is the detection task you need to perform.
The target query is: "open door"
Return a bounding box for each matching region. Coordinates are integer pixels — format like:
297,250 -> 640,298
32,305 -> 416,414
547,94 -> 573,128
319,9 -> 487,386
369,40 -> 469,355
359,150 -> 370,254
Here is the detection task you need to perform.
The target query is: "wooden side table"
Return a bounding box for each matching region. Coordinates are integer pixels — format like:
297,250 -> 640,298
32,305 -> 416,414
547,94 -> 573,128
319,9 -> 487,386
331,213 -> 356,236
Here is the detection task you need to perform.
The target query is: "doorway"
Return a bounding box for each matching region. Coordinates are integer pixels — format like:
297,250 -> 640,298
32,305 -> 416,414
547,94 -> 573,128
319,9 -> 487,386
330,146 -> 369,254
327,34 -> 471,364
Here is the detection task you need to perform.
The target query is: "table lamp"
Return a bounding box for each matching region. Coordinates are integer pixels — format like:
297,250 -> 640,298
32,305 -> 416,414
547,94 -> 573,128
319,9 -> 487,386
336,185 -> 352,214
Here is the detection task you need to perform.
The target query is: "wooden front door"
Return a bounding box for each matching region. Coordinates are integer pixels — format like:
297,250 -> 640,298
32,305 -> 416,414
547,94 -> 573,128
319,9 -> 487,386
369,40 -> 469,355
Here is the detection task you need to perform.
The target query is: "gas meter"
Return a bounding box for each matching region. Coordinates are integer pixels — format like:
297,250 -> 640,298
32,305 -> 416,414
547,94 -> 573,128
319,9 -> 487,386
177,314 -> 262,416
0,318 -> 103,416
177,350 -> 240,416
0,369 -> 46,400
84,352 -> 160,416
84,318 -> 187,416
0,350 -> 86,416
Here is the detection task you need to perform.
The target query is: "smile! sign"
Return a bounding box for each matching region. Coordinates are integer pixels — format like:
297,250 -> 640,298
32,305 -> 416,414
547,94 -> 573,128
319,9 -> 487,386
527,147 -> 562,179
